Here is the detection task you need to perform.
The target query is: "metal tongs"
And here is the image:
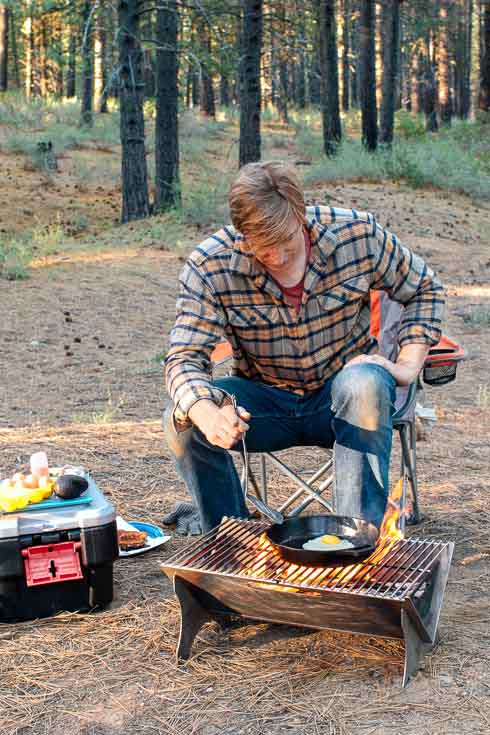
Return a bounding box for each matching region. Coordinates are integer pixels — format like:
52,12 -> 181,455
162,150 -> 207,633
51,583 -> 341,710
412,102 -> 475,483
231,395 -> 284,525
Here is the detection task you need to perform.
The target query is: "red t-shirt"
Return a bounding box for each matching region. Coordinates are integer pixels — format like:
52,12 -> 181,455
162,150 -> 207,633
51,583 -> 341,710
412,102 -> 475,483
276,228 -> 311,313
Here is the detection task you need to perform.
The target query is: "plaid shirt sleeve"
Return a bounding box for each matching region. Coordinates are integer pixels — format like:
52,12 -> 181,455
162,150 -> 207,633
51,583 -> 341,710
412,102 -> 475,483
368,214 -> 445,347
165,259 -> 227,421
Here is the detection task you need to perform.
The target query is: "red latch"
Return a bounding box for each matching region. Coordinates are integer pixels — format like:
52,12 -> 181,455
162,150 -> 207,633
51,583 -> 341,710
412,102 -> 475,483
22,541 -> 83,587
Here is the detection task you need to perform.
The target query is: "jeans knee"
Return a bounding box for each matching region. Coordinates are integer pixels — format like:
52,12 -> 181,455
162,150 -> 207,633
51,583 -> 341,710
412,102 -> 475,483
331,365 -> 394,430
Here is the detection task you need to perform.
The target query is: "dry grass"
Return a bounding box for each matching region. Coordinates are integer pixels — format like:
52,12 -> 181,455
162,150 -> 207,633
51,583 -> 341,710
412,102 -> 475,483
1,410 -> 490,735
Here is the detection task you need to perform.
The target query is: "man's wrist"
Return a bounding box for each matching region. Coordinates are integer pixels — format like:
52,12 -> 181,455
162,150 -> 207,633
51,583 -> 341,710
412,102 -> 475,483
188,398 -> 220,428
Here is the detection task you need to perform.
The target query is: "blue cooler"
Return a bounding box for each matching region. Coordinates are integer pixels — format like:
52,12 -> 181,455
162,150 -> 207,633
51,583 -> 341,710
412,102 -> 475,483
0,476 -> 119,621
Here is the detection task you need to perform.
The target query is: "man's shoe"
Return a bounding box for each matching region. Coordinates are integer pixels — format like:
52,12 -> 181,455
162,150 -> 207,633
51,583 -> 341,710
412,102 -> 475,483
163,501 -> 202,536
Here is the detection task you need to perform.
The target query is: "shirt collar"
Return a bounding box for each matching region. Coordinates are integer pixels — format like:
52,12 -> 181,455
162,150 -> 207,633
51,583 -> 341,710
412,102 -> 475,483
229,214 -> 337,276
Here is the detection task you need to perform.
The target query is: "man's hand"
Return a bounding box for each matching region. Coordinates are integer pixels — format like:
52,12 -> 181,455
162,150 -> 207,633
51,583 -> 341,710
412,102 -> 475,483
345,343 -> 430,386
188,399 -> 251,449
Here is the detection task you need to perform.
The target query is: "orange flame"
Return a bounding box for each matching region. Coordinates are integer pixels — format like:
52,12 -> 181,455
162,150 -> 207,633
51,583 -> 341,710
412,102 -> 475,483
378,477 -> 406,543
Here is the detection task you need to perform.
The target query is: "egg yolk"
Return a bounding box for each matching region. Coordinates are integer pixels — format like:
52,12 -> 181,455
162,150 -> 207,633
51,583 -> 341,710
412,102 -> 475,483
320,534 -> 341,545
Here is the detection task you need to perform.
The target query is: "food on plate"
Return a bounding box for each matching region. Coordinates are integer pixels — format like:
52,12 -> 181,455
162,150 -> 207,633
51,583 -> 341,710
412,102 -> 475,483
118,529 -> 148,551
302,534 -> 355,552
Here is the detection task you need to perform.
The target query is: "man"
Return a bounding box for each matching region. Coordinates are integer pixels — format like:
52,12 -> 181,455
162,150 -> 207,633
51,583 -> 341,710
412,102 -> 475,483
163,161 -> 444,534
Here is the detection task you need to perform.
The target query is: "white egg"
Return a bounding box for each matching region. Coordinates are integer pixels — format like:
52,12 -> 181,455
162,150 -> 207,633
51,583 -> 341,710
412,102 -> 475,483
302,535 -> 355,552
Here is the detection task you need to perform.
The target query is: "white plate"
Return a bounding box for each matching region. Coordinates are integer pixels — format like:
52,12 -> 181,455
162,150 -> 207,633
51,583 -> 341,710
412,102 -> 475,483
117,516 -> 171,557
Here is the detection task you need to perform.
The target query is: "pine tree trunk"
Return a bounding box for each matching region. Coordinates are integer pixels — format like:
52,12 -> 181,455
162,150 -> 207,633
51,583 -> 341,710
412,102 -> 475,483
118,0 -> 150,222
53,15 -> 64,97
66,23 -> 77,98
470,0 -> 481,117
480,0 -> 490,111
80,0 -> 94,126
24,10 -> 33,98
360,0 -> 378,150
269,3 -> 278,106
319,0 -> 342,155
423,52 -> 439,131
342,0 -> 350,111
99,22 -> 109,112
11,8 -> 20,88
142,6 -> 155,99
39,16 -> 48,97
200,26 -> 216,117
277,2 -> 288,122
375,1 -> 382,109
380,0 -> 400,145
350,5 -> 359,107
155,0 -> 181,211
410,48 -> 421,114
239,0 -> 263,167
190,21 -> 200,107
220,72 -> 230,106
461,0 -> 472,117
0,5 -> 8,91
308,44 -> 322,105
438,0 -> 453,124
94,11 -> 104,112
297,8 -> 306,108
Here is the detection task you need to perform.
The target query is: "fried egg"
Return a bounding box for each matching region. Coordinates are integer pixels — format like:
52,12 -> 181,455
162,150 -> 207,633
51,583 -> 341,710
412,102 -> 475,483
302,534 -> 355,552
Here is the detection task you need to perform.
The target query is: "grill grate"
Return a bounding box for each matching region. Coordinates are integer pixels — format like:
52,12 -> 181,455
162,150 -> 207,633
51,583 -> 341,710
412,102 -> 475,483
166,518 -> 447,601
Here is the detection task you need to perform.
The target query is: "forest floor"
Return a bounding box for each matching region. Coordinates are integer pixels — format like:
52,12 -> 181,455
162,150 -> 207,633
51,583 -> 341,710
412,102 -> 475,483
1,113 -> 490,735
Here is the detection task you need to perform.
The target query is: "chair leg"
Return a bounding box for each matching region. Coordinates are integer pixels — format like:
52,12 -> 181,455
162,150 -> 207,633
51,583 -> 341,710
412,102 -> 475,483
398,423 -> 421,525
408,420 -> 421,525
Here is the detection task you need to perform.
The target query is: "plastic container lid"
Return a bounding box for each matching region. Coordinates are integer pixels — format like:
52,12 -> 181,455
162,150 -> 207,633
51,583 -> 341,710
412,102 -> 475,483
0,475 -> 115,540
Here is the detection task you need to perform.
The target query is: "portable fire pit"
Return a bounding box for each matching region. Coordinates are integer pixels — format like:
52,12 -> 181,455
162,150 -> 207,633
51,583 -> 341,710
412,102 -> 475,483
161,518 -> 453,687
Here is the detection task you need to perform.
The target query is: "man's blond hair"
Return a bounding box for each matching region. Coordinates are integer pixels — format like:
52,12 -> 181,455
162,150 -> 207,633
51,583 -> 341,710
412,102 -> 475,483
228,161 -> 306,250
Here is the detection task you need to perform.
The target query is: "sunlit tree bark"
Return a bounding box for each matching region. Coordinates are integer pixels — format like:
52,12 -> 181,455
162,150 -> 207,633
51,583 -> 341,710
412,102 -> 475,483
438,0 -> 452,124
0,5 -> 8,91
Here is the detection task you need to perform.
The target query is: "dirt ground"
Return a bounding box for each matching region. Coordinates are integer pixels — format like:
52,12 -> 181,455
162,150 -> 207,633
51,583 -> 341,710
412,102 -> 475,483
1,172 -> 490,734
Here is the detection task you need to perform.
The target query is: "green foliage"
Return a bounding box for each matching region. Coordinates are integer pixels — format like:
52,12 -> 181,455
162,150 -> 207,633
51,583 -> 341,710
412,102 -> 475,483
0,235 -> 32,280
395,111 -> 427,139
298,118 -> 490,200
477,384 -> 490,411
462,307 -> 490,328
0,222 -> 69,280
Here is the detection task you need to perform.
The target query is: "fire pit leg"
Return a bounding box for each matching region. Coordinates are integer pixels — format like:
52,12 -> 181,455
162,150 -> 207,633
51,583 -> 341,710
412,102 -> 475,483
401,609 -> 429,687
174,575 -> 214,662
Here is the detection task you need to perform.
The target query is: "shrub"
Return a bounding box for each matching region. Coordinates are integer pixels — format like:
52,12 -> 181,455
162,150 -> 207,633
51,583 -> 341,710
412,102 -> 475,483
0,235 -> 31,280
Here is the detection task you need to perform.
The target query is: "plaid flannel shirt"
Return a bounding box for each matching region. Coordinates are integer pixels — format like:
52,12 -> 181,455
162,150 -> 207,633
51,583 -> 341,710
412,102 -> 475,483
165,206 -> 445,422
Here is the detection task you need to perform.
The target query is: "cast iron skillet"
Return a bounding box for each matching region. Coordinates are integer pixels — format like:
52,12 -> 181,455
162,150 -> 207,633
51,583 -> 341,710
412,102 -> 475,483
231,396 -> 379,567
265,514 -> 379,567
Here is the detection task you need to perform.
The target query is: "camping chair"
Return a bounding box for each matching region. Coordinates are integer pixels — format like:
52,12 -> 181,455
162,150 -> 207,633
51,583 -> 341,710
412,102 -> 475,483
211,292 -> 464,526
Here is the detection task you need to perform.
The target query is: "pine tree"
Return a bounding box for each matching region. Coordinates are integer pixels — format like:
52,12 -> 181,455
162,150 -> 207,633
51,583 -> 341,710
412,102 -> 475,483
118,0 -> 150,222
359,0 -> 378,150
155,0 -> 181,211
239,0 -> 263,166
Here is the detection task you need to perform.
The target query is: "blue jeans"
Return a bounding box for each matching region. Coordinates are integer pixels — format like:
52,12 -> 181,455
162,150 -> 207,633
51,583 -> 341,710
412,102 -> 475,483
163,364 -> 397,532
